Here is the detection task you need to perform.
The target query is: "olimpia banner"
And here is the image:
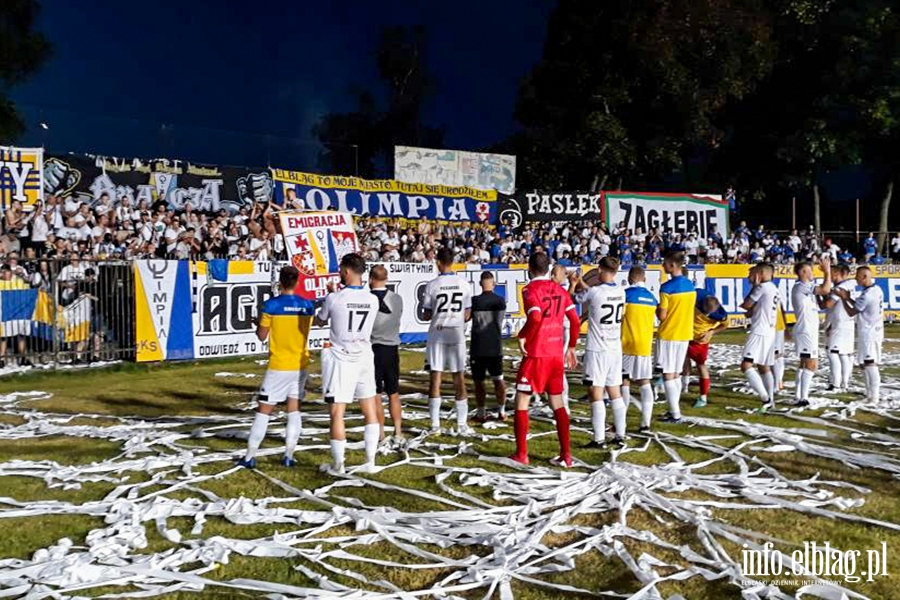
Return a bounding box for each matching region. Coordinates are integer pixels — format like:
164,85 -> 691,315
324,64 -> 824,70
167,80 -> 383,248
0,146 -> 43,211
605,192 -> 729,238
270,169 -> 498,224
43,154 -> 273,214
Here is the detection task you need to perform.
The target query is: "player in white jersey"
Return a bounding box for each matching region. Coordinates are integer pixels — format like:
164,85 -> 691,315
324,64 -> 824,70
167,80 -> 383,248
315,253 -> 381,475
571,257 -> 627,447
423,247 -> 473,433
790,257 -> 832,406
834,266 -> 885,402
822,263 -> 855,391
740,263 -> 780,410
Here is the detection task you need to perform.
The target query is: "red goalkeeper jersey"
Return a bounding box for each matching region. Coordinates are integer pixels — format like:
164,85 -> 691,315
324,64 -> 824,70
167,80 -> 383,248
518,277 -> 580,358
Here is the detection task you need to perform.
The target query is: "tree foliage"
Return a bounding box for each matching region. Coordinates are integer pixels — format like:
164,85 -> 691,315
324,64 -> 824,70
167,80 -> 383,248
314,25 -> 443,178
0,0 -> 51,141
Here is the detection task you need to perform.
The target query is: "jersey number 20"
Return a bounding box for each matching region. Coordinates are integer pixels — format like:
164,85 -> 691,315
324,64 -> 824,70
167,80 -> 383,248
599,303 -> 624,325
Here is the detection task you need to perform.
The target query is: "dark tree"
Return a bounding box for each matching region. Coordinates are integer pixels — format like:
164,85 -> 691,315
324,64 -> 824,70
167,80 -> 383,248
314,25 -> 443,178
0,0 -> 51,141
512,0 -> 775,190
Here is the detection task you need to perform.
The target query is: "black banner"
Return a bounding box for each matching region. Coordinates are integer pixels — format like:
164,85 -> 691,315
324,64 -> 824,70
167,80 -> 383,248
500,191 -> 603,228
42,154 -> 273,214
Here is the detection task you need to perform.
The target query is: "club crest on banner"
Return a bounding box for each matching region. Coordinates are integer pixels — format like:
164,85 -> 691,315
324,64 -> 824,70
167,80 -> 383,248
279,211 -> 359,300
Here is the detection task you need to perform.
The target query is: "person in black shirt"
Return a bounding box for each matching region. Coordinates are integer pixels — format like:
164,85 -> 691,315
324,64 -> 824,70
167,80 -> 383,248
470,272 -> 507,422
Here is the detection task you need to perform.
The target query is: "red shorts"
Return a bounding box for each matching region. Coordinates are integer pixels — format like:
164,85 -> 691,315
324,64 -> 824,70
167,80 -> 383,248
516,355 -> 565,395
687,341 -> 709,365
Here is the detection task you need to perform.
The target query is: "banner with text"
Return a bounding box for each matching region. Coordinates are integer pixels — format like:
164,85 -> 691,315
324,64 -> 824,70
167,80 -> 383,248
1,146 -> 43,211
134,261 -> 900,363
278,211 -> 359,301
604,192 -> 729,238
394,146 -> 516,195
500,191 -> 602,228
271,169 -> 497,224
43,154 -> 272,214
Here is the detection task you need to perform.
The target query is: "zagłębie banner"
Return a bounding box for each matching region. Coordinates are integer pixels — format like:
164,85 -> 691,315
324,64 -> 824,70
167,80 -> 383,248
42,154 -> 273,214
0,146 -> 43,211
270,169 -> 497,224
604,192 -> 729,238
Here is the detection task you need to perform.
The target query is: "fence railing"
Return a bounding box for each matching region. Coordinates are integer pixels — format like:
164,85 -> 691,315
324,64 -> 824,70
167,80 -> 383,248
0,258 -> 135,370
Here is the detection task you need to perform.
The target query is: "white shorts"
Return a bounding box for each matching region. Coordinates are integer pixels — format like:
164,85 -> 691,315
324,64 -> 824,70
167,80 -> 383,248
584,350 -> 623,387
258,369 -> 307,405
793,330 -> 819,359
321,348 -> 377,404
826,328 -> 854,355
857,336 -> 883,366
774,330 -> 785,355
426,341 -> 466,373
743,333 -> 776,366
623,355 -> 653,381
657,340 -> 689,374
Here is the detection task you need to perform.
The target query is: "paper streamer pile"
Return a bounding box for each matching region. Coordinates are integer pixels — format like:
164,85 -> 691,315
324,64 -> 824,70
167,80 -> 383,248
1,342 -> 899,599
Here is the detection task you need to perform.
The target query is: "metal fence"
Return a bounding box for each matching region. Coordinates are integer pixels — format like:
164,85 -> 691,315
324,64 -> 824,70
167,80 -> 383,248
0,258 -> 135,369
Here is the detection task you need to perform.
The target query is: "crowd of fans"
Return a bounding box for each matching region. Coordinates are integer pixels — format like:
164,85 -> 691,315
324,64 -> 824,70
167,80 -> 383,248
1,192 -> 900,268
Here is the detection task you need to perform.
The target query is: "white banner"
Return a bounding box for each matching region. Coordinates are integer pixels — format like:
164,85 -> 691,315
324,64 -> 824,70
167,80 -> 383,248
394,146 -> 516,195
604,192 -> 729,238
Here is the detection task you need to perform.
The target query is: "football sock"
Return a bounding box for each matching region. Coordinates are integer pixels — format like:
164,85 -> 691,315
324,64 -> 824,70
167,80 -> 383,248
774,356 -> 785,388
699,377 -> 711,397
513,409 -> 529,457
330,438 -> 346,468
244,412 -> 270,461
590,399 -> 606,442
828,352 -> 841,388
610,396 -> 626,438
429,397 -> 441,429
553,406 -> 571,458
455,398 -> 469,429
763,371 -> 775,403
664,379 -> 682,419
622,384 -> 632,409
745,369 -> 768,402
866,366 -> 881,401
640,384 -> 654,427
363,423 -> 379,464
284,411 -> 301,459
799,368 -> 813,400
840,355 -> 853,389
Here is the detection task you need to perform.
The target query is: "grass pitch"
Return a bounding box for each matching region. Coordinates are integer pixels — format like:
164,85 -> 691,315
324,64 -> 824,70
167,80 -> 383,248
1,328 -> 899,599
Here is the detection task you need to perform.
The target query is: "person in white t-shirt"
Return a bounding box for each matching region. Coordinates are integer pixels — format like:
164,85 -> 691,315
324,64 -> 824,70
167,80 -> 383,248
822,264 -> 856,392
739,263 -> 780,411
834,267 -> 885,402
790,257 -> 832,406
423,247 -> 473,433
315,253 -> 381,474
571,257 -> 627,446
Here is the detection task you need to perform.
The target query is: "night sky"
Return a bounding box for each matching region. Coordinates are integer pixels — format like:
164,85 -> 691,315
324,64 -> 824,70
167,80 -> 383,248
11,0 -> 554,171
